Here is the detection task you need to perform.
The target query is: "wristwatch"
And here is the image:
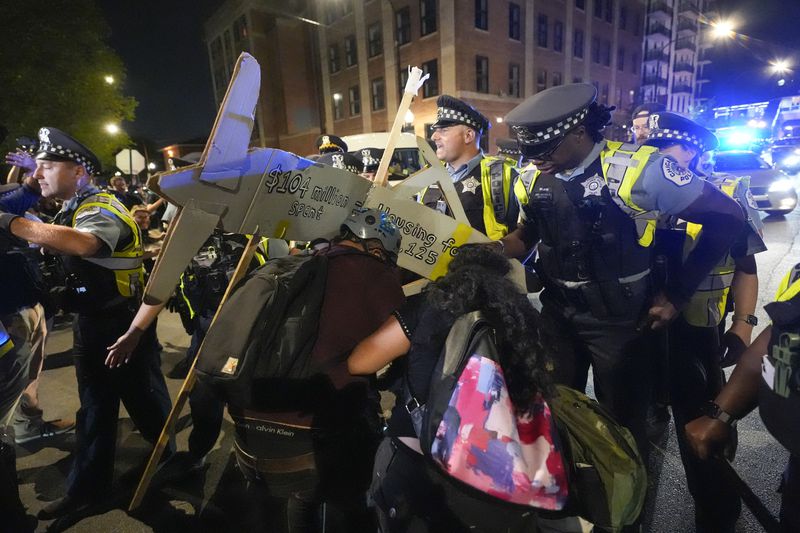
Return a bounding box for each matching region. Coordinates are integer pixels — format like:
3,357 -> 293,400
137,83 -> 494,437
705,401 -> 737,426
733,314 -> 758,326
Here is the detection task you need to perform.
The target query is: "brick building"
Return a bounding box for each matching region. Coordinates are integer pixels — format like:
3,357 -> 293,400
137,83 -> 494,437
205,0 -> 646,155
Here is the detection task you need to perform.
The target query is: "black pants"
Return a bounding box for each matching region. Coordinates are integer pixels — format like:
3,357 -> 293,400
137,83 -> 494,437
669,317 -> 741,532
538,294 -> 653,460
186,314 -> 224,459
780,454 -> 800,531
66,309 -> 173,499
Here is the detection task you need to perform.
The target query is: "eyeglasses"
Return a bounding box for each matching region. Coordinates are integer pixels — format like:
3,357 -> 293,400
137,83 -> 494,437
630,125 -> 650,134
523,134 -> 569,160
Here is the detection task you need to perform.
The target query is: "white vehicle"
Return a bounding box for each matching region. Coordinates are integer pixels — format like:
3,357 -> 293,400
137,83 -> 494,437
341,132 -> 428,181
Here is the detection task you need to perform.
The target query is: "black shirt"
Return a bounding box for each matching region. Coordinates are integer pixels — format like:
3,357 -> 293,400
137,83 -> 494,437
387,295 -> 453,438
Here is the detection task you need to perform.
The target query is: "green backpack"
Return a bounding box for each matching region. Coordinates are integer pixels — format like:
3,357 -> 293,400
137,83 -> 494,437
550,385 -> 647,532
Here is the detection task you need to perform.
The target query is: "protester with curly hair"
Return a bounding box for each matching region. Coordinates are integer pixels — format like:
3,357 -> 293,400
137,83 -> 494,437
348,245 -> 552,532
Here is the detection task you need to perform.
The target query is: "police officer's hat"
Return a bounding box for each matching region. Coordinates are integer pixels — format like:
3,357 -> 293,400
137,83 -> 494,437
645,112 -> 719,154
432,95 -> 490,133
35,127 -> 100,175
632,102 -> 666,120
316,134 -> 348,154
16,136 -> 38,155
496,138 -> 521,158
317,151 -> 362,174
355,147 -> 384,173
505,83 -> 596,158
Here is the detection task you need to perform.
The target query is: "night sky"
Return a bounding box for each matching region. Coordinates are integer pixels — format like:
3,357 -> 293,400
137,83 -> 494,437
98,0 -> 800,145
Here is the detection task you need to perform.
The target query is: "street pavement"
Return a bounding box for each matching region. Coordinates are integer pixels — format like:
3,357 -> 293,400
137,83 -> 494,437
17,204 -> 800,532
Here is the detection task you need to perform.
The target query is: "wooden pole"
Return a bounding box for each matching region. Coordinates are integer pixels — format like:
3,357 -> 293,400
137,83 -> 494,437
129,230 -> 261,511
373,66 -> 429,187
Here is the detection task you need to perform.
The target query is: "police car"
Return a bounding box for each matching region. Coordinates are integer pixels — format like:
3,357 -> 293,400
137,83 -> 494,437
714,150 -> 798,216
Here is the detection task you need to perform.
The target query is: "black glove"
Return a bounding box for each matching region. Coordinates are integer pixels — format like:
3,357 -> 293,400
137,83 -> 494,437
719,331 -> 748,368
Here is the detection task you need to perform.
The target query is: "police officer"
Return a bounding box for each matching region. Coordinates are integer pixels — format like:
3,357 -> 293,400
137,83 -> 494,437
316,134 -> 348,155
423,95 -> 520,240
686,262 -> 800,530
354,147 -> 384,181
496,84 -> 745,459
0,128 -> 173,520
317,151 -> 362,175
645,113 -> 766,531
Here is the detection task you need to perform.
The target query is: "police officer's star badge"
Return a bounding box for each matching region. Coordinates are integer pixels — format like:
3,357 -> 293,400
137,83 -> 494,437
582,174 -> 606,197
461,176 -> 480,194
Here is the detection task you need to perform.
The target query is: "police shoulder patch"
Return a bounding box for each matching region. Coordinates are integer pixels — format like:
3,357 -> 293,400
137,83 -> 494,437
661,157 -> 694,187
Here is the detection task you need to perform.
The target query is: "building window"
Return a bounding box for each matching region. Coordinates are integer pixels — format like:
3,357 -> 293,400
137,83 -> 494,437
605,0 -> 613,23
508,63 -> 520,97
601,83 -> 609,104
617,47 -> 625,71
333,93 -> 343,120
615,87 -> 622,108
632,52 -> 638,73
232,15 -> 249,53
371,77 -> 385,110
420,0 -> 437,36
537,69 -> 547,92
594,0 -> 602,18
396,7 -> 411,45
573,29 -> 584,58
602,40 -> 611,66
576,0 -> 585,10
422,59 -> 439,97
620,6 -> 628,30
573,76 -> 583,83
552,71 -> 562,87
475,0 -> 488,30
554,21 -> 563,52
368,23 -> 382,57
476,55 -> 489,93
592,37 -> 600,64
537,14 -> 548,47
509,3 -> 521,40
399,67 -> 409,94
344,35 -> 357,67
329,44 -> 340,73
349,86 -> 361,116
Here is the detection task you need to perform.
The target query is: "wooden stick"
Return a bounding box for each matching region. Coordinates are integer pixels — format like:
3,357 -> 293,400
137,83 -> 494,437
373,66 -> 428,187
129,230 -> 261,511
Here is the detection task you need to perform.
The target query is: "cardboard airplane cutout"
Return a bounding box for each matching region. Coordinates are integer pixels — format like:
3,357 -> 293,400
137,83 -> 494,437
145,52 -> 524,305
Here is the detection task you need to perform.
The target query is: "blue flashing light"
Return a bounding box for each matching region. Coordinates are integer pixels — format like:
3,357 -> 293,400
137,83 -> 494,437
717,127 -> 756,150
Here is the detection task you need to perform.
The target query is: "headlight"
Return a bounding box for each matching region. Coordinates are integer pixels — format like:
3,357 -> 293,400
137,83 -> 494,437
769,179 -> 795,192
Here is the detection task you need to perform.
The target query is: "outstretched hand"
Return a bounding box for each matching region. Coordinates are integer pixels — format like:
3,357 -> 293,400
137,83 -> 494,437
5,150 -> 36,174
105,327 -> 145,368
647,292 -> 679,330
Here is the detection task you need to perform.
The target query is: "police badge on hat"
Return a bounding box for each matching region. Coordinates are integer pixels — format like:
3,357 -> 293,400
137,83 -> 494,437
35,127 -> 101,174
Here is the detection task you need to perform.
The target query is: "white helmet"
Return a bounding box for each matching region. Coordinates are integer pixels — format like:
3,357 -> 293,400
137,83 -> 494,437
341,208 -> 401,261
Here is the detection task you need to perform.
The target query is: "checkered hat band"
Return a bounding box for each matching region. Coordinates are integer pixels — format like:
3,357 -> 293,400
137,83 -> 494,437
512,108 -> 589,145
437,107 -> 481,129
39,142 -> 95,173
651,129 -> 704,152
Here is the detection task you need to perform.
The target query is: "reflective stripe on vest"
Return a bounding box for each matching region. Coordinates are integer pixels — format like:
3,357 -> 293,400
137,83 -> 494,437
682,178 -> 741,327
514,141 -> 658,247
480,157 -> 516,240
71,193 -> 145,298
776,264 -> 800,303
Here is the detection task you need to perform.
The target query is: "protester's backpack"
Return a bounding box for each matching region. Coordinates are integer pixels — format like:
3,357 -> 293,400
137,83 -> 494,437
549,385 -> 647,532
195,253 -> 328,408
407,310 -> 570,511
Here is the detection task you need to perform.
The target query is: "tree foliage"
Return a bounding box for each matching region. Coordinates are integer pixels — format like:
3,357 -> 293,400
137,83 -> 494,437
0,0 -> 137,172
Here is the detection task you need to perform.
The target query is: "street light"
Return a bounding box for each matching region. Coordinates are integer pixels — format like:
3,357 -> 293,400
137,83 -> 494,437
710,20 -> 735,40
104,75 -> 115,85
105,123 -> 120,135
770,59 -> 791,75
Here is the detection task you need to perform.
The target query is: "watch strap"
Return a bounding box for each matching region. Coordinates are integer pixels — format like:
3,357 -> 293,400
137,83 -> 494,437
732,314 -> 758,326
707,401 -> 737,426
